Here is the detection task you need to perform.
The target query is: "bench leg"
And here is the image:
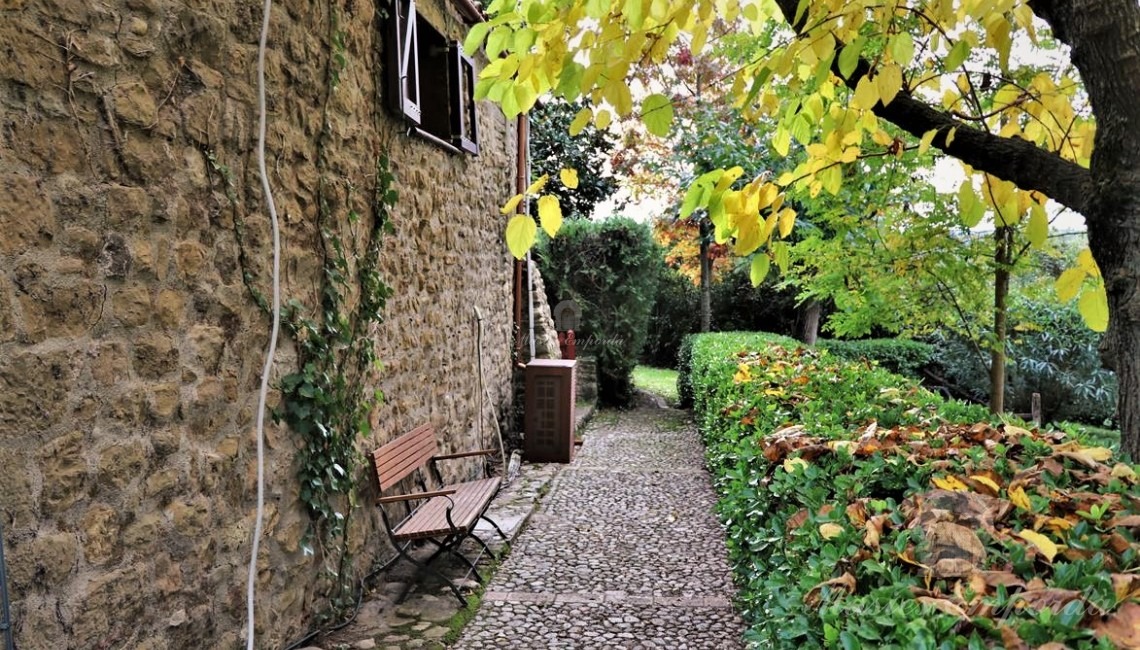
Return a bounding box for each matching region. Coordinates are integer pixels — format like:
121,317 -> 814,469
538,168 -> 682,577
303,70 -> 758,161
480,514 -> 509,542
404,538 -> 470,606
426,537 -> 486,585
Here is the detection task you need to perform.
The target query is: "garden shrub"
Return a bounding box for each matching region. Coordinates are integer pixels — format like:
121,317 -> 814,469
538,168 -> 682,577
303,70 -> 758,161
690,332 -> 1140,649
642,264 -> 700,369
819,338 -> 935,380
537,217 -> 660,407
927,297 -> 1117,426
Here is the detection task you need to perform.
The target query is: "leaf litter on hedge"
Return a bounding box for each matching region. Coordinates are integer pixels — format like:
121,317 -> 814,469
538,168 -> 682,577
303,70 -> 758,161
689,334 -> 1140,649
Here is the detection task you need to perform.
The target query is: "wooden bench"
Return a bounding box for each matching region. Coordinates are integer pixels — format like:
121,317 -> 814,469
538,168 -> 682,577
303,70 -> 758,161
371,424 -> 506,605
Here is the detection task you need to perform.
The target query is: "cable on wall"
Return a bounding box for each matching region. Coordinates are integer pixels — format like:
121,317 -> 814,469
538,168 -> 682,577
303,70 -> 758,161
247,0 -> 283,647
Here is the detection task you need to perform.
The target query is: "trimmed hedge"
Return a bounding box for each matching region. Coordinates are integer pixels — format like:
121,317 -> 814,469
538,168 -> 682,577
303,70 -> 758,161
819,338 -> 935,380
690,332 -> 1140,649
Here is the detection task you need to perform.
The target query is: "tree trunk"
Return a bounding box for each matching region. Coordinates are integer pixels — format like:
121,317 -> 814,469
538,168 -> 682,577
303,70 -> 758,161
799,299 -> 821,345
1086,191 -> 1140,459
699,217 -> 712,332
989,226 -> 1013,415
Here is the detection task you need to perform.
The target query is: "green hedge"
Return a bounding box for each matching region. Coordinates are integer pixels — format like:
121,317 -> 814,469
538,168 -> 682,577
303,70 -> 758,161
819,338 -> 935,380
537,217 -> 660,407
690,332 -> 1140,649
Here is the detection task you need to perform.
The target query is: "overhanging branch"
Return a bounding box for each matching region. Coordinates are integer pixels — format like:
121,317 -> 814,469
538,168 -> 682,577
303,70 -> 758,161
769,0 -> 1096,216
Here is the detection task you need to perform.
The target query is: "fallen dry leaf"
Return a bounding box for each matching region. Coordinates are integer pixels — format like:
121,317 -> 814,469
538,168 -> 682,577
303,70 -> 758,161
1015,588 -> 1083,614
1091,601 -> 1140,649
920,521 -> 986,567
819,523 -> 844,539
1016,529 -> 1059,562
999,624 -> 1028,650
916,595 -> 969,620
804,572 -> 856,607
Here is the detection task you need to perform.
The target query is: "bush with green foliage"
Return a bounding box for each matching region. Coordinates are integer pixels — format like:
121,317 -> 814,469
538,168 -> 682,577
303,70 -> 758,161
927,296 -> 1117,426
819,338 -> 935,379
642,263 -> 801,371
537,217 -> 660,406
689,332 -> 1139,649
529,99 -> 618,219
642,263 -> 700,369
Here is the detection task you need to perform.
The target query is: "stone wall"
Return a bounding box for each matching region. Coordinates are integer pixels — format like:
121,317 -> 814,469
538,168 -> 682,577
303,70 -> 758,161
0,0 -> 517,647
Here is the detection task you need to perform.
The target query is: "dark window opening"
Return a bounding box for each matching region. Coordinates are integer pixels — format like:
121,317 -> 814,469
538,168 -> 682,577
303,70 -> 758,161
386,0 -> 480,155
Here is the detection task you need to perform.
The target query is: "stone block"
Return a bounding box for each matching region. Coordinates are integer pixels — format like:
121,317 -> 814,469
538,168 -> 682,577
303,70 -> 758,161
166,495 -> 211,537
109,82 -> 157,126
154,289 -> 185,329
70,566 -> 147,647
106,184 -> 153,228
112,284 -> 151,327
122,512 -> 165,547
81,503 -> 121,565
39,431 -> 88,513
0,173 -> 56,254
145,468 -> 180,498
133,333 -> 179,379
0,349 -> 75,434
88,340 -> 130,385
174,240 -> 208,279
148,382 -> 182,420
97,441 -> 148,490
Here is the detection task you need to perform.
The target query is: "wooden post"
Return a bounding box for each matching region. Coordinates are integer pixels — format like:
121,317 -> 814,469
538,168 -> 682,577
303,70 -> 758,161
1031,392 -> 1042,427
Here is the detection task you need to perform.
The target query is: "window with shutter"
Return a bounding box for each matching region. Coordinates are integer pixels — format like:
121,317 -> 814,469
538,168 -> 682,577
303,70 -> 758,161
450,48 -> 479,155
385,0 -> 481,155
386,0 -> 421,124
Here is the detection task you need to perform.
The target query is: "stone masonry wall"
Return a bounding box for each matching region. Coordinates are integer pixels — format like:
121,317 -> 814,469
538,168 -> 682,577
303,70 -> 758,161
0,0 -> 517,647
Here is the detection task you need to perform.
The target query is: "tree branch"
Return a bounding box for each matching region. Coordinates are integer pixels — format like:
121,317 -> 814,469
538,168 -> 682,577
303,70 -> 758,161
769,0 -> 1096,217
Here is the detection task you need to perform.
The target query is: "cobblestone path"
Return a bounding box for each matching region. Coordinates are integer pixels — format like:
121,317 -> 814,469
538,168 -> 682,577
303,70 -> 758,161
455,406 -> 745,649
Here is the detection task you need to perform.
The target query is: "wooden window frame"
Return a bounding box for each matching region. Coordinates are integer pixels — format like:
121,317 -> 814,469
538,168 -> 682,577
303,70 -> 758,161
450,47 -> 479,155
386,0 -> 480,155
387,0 -> 422,125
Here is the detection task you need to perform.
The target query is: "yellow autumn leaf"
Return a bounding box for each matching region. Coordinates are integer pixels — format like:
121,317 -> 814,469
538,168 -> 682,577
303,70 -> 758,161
537,195 -> 563,237
778,207 -> 797,238
505,214 -> 537,260
918,128 -> 938,155
1078,447 -> 1114,462
569,106 -> 592,136
783,457 -> 809,473
560,168 -> 579,189
828,440 -> 856,453
1016,529 -> 1058,562
1055,268 -> 1085,302
1078,285 -> 1109,332
1009,485 -> 1032,511
933,475 -> 969,491
969,475 -> 1001,495
852,75 -> 879,110
819,523 -> 844,540
875,63 -> 904,106
1111,463 -> 1138,483
500,193 -> 524,215
526,174 -> 550,195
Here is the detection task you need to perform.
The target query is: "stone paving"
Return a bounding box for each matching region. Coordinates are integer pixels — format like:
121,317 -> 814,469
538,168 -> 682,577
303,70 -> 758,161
454,405 -> 745,649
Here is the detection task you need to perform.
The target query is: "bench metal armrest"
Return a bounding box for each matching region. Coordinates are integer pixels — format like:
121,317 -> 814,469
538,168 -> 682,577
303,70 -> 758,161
376,489 -> 456,505
432,449 -> 496,461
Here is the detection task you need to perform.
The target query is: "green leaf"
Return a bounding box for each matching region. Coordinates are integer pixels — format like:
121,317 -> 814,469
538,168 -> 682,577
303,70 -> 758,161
557,61 -> 585,99
838,38 -> 865,80
487,25 -> 512,58
944,40 -> 971,71
680,182 -> 705,218
505,214 -> 537,259
641,93 -> 674,137
958,181 -> 984,227
463,22 -> 490,56
750,255 -> 771,286
889,32 -> 914,65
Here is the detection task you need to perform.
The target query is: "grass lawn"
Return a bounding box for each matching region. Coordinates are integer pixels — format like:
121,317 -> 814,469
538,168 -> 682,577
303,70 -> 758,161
632,365 -> 679,405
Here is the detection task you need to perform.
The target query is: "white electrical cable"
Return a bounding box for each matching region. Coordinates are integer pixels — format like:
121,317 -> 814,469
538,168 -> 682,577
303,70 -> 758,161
247,0 -> 282,647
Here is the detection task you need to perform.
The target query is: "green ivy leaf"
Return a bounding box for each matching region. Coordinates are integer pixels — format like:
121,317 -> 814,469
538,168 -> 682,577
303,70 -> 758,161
641,93 -> 674,137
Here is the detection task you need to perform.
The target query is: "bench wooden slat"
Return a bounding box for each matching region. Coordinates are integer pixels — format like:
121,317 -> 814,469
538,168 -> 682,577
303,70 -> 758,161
392,477 -> 501,541
373,424 -> 438,489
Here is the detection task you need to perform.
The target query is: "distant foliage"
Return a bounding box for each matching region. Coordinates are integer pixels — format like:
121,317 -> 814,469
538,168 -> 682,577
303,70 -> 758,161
929,296 -> 1117,426
537,217 -> 660,406
529,99 -> 618,219
642,264 -> 801,372
819,338 -> 935,380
